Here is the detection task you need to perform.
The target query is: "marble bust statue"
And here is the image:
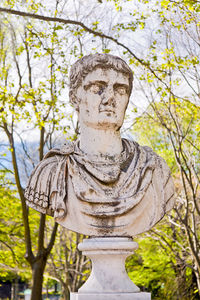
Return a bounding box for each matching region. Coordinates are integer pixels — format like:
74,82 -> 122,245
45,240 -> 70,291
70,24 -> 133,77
25,53 -> 175,236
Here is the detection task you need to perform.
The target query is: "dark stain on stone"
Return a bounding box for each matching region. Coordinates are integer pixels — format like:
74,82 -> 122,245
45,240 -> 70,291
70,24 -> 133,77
121,153 -> 134,172
88,188 -> 95,194
80,191 -> 86,198
114,207 -> 120,213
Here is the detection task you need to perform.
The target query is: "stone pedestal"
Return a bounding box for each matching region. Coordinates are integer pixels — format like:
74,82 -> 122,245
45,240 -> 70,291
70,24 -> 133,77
70,237 -> 151,300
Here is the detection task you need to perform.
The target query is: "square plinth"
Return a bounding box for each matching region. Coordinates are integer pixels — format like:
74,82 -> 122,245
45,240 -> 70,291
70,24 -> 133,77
70,292 -> 151,300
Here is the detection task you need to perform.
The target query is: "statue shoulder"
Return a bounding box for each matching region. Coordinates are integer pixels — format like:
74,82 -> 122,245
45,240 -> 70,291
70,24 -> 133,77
143,144 -> 172,176
25,141 -> 75,216
139,143 -> 175,211
28,141 -> 75,185
44,141 -> 75,158
125,139 -> 173,187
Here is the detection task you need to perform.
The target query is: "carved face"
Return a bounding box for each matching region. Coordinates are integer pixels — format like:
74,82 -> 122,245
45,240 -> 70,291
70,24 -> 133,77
77,68 -> 130,130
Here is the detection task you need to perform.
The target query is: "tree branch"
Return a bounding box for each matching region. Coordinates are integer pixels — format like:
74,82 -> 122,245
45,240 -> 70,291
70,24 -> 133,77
37,214 -> 46,252
0,7 -> 167,82
2,122 -> 34,265
46,222 -> 58,255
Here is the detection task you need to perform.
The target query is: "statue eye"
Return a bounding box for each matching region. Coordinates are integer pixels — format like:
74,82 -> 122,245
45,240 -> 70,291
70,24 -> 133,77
90,84 -> 105,95
115,86 -> 127,95
90,84 -> 99,93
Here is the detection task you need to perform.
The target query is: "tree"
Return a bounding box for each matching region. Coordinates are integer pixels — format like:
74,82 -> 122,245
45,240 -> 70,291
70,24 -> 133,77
0,0 -> 200,299
46,229 -> 90,300
129,1 -> 200,291
0,13 -> 61,299
0,170 -> 30,282
132,1 -> 200,295
130,97 -> 200,298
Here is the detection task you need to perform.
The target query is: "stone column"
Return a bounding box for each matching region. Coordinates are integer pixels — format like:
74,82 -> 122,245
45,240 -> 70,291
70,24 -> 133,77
70,237 -> 151,300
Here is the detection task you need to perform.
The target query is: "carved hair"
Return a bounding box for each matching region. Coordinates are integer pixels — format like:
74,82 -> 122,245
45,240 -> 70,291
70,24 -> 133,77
69,53 -> 133,111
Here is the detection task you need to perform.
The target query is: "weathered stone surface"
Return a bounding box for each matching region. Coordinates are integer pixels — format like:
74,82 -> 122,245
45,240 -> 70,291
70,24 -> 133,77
78,238 -> 139,293
70,292 -> 151,300
70,237 -> 151,300
25,53 -> 175,237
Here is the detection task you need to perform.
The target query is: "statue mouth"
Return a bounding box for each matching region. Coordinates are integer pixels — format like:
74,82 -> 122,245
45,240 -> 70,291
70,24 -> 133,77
99,108 -> 115,113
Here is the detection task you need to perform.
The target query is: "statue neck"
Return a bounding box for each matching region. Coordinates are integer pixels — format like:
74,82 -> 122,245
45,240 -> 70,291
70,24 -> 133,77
79,125 -> 123,157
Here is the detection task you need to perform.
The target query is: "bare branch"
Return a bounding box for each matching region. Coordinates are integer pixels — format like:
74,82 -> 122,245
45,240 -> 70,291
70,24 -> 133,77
0,7 -> 172,84
46,222 -> 58,254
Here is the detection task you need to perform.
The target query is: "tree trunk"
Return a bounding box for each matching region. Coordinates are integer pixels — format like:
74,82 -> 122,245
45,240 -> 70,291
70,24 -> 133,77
195,268 -> 200,297
12,278 -> 18,300
63,287 -> 70,300
31,257 -> 47,300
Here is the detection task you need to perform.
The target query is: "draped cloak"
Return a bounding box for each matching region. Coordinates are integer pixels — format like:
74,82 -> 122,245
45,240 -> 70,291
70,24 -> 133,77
25,139 -> 175,236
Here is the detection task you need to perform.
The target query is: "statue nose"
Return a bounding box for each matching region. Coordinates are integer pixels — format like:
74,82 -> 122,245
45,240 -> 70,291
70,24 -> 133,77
101,86 -> 114,105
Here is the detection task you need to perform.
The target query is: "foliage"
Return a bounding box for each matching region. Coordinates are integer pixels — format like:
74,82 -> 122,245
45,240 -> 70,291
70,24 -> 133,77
127,234 -> 177,299
131,99 -> 200,299
0,0 -> 200,299
0,171 -> 29,281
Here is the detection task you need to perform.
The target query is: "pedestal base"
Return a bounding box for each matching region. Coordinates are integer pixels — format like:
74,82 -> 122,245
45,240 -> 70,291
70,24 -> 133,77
70,237 -> 151,300
71,292 -> 151,300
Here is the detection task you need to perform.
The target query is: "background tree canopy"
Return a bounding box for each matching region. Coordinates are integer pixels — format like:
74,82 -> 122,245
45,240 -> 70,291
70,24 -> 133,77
0,0 -> 199,299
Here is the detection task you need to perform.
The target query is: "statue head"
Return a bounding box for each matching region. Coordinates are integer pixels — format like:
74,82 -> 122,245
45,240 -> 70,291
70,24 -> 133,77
69,53 -> 133,112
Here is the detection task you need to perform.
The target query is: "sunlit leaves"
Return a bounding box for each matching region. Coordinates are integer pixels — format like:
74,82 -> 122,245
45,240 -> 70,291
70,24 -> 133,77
0,171 -> 29,280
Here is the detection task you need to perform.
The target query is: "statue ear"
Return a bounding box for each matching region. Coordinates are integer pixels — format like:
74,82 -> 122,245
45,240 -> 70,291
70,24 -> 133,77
74,101 -> 80,112
70,92 -> 80,112
71,95 -> 80,112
